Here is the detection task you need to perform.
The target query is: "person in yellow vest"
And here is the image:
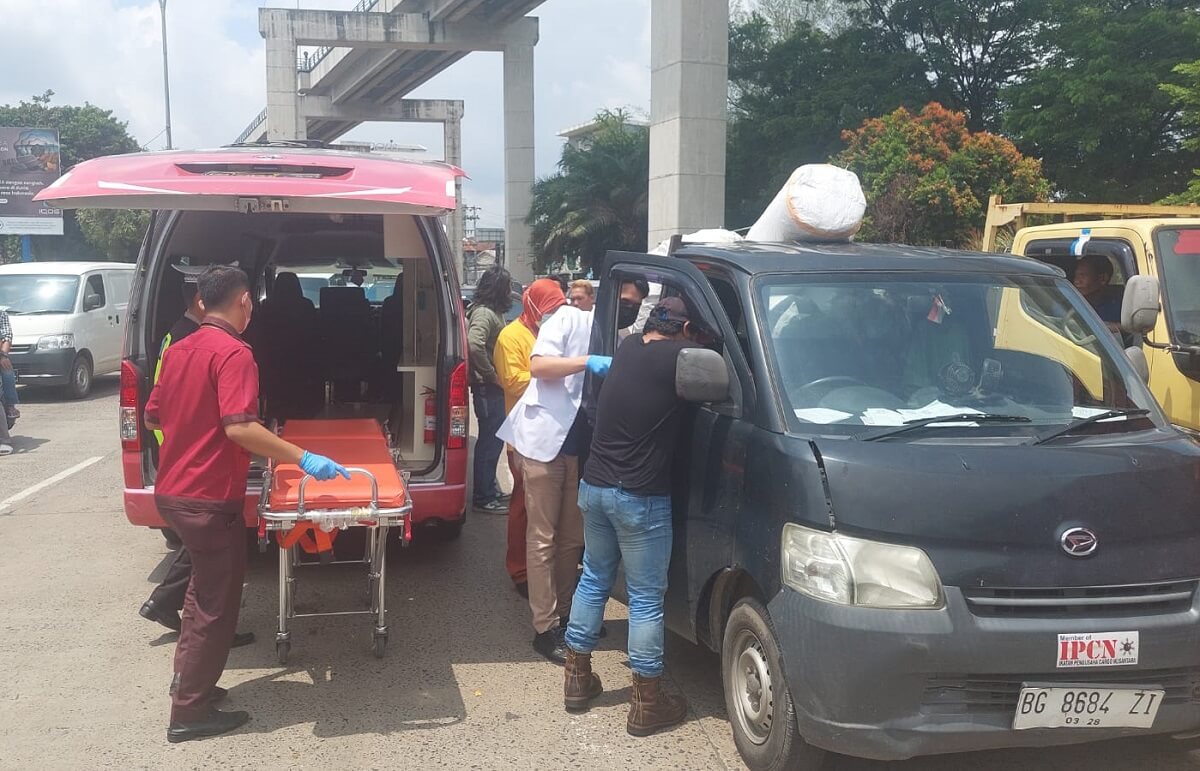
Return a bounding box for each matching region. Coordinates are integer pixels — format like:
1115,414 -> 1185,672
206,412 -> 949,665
137,267 -> 251,652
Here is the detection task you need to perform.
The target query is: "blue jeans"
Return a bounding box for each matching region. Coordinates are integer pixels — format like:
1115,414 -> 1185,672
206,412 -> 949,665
471,383 -> 505,503
566,480 -> 673,677
1,365 -> 17,409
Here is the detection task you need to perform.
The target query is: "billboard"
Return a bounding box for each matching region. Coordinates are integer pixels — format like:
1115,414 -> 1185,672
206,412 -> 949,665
0,127 -> 63,235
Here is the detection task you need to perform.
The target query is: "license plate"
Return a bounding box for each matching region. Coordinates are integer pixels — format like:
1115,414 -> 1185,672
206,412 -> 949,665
1013,686 -> 1164,730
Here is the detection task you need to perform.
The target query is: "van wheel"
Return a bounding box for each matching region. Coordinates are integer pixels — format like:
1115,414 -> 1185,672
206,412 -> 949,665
722,598 -> 824,771
66,355 -> 93,399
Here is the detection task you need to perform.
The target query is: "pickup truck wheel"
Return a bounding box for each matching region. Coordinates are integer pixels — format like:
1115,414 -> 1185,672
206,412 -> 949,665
66,355 -> 92,399
722,598 -> 824,771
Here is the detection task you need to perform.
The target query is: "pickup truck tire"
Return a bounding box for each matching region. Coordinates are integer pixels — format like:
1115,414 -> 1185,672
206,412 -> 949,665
66,354 -> 93,399
722,598 -> 824,771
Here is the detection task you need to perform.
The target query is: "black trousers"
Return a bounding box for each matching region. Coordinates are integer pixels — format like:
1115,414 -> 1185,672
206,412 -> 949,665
148,545 -> 193,612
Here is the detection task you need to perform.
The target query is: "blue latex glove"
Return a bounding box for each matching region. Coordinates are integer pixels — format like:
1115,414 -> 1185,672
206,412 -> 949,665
586,355 -> 613,376
300,451 -> 351,481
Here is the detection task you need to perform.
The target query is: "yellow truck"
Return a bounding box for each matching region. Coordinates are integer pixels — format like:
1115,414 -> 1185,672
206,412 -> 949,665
981,195 -> 1200,431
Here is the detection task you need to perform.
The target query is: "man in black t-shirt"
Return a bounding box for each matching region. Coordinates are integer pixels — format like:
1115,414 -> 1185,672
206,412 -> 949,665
561,296 -> 695,736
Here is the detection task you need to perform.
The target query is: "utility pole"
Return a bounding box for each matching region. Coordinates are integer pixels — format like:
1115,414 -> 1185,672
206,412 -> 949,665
159,0 -> 173,149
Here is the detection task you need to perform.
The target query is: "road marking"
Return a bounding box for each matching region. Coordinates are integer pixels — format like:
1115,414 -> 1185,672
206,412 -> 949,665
0,456 -> 105,514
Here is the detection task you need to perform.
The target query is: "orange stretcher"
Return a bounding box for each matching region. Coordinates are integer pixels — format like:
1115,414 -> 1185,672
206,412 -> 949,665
257,419 -> 412,663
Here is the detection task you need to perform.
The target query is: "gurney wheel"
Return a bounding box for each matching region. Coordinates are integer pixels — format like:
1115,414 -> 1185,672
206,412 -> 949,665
276,640 -> 291,665
373,636 -> 387,659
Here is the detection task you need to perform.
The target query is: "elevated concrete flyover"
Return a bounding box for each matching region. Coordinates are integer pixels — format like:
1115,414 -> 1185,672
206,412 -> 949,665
240,0 -> 547,280
240,0 -> 730,283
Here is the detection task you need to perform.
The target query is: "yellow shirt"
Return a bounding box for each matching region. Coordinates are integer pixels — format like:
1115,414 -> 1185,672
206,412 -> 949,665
494,319 -> 534,414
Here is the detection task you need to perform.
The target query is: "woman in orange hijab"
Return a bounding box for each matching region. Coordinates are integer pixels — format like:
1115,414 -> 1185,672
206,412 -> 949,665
493,278 -> 567,595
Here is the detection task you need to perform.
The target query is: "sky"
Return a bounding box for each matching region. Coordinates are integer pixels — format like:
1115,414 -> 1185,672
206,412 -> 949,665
0,0 -> 652,228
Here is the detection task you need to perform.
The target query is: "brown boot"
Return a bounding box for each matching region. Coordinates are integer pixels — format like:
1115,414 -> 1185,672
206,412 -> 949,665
564,648 -> 603,712
627,673 -> 687,736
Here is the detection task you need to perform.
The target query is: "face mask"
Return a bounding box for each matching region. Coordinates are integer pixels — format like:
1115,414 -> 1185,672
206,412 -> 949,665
618,301 -> 640,329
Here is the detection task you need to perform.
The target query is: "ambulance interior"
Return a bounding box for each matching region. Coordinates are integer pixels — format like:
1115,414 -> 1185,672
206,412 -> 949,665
146,210 -> 448,481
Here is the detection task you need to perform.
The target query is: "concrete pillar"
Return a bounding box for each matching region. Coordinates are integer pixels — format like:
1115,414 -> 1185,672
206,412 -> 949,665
503,42 -> 536,285
648,0 -> 728,246
264,20 -> 304,140
443,112 -> 465,280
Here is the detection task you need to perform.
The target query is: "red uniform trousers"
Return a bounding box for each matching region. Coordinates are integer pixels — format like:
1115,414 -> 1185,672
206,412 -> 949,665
159,498 -> 247,723
505,448 -> 527,585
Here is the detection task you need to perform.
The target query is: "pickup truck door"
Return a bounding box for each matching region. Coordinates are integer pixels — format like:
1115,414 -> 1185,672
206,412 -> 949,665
588,250 -> 754,645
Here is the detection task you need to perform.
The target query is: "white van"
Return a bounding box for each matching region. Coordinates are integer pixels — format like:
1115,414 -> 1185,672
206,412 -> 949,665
0,261 -> 134,398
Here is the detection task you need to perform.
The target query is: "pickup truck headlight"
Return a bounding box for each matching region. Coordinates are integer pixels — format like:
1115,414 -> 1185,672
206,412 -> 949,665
36,334 -> 74,350
781,523 -> 943,609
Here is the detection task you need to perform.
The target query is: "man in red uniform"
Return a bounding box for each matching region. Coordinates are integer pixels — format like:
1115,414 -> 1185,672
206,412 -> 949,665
145,265 -> 349,743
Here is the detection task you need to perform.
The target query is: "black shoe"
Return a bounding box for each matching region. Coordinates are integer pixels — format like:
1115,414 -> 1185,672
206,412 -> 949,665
533,629 -> 568,665
166,709 -> 249,743
139,600 -> 182,632
514,582 -> 529,599
209,686 -> 227,704
474,498 -> 509,515
231,632 -> 255,648
561,617 -> 607,639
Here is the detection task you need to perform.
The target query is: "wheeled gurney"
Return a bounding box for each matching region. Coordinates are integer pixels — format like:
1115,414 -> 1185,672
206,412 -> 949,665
257,419 -> 412,663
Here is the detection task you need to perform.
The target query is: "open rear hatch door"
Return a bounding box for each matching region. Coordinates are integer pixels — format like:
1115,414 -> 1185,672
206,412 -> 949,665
34,147 -> 464,214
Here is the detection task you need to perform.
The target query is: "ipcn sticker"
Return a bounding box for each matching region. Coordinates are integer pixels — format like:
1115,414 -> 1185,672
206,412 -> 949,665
1057,631 -> 1139,668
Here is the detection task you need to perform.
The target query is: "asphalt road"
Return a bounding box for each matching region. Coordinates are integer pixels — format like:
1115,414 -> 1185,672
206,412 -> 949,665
1,382 -> 1198,770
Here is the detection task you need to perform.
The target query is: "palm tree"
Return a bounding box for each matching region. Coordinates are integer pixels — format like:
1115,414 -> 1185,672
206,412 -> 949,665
527,110 -> 649,273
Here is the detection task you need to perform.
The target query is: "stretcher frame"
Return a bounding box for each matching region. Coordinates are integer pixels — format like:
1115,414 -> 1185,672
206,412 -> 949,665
258,463 -> 412,663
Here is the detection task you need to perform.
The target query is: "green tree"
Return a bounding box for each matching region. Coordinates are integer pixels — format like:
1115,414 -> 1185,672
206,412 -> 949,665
527,110 -> 648,273
725,14 -> 932,227
1160,59 -> 1200,204
835,103 -> 1050,246
1004,1 -> 1200,202
846,0 -> 1049,130
75,209 -> 150,263
0,91 -> 143,262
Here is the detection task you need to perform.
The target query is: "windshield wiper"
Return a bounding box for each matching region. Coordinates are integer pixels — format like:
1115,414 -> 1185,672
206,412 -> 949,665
858,413 -> 1031,442
17,309 -> 64,315
1028,408 -> 1151,446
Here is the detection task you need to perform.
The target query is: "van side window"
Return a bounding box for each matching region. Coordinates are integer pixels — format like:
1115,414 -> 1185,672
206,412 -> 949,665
85,274 -> 106,307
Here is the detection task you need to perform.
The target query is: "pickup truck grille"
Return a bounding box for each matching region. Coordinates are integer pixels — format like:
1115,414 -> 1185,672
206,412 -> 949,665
924,668 -> 1200,713
8,344 -> 32,354
963,580 -> 1197,618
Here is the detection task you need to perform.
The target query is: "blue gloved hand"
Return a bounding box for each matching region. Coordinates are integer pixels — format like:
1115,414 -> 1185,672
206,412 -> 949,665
586,355 -> 613,376
300,451 -> 351,481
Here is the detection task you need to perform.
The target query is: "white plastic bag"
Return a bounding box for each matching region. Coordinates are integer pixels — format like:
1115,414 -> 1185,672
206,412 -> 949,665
649,228 -> 744,256
746,164 -> 866,243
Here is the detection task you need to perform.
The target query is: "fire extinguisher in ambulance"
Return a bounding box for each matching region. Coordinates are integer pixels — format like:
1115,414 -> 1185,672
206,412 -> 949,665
423,387 -> 436,444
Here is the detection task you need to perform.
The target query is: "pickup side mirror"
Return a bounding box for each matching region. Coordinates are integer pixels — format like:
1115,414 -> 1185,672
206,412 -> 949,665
83,292 -> 103,312
676,348 -> 730,403
1124,346 -> 1150,384
1121,275 -> 1160,335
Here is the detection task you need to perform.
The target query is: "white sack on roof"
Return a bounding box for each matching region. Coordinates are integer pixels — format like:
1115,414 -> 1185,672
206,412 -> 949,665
649,228 -> 744,256
746,164 -> 866,243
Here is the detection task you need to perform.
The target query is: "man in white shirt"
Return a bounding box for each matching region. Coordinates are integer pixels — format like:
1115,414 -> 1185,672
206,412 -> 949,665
497,303 -> 611,664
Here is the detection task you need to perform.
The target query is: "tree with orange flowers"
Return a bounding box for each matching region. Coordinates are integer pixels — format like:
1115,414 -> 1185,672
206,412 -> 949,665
835,103 -> 1049,247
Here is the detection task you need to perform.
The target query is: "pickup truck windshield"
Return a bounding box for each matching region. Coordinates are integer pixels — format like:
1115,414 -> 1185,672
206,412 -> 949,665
0,275 -> 80,315
759,272 -> 1159,436
1154,227 -> 1200,345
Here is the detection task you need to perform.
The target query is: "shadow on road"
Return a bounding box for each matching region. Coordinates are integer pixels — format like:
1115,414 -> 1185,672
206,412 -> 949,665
6,435 -> 49,453
17,374 -> 119,404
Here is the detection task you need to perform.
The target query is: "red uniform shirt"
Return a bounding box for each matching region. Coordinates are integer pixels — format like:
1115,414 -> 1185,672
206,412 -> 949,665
146,319 -> 259,509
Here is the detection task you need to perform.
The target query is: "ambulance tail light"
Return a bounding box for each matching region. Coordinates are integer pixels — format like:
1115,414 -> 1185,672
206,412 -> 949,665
448,360 -> 468,450
120,359 -> 141,452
